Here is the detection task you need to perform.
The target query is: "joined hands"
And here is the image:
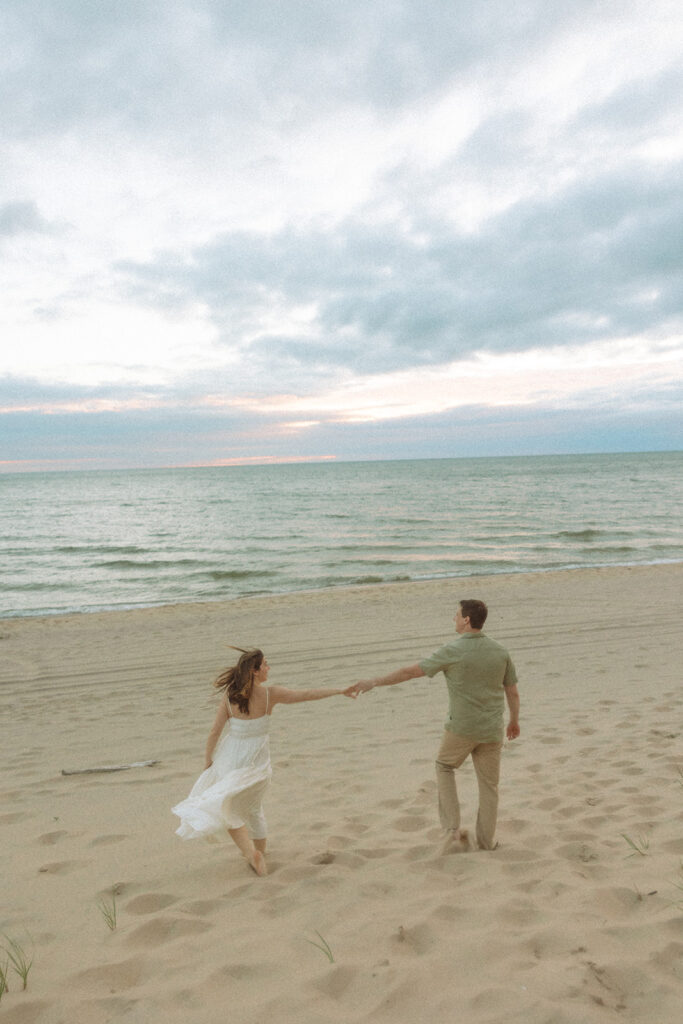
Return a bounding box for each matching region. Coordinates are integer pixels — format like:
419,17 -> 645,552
345,680 -> 374,698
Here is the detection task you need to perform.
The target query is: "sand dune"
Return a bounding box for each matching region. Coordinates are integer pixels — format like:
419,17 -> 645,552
1,564 -> 682,1023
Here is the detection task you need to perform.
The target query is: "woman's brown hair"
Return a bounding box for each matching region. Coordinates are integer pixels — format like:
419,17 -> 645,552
213,647 -> 264,715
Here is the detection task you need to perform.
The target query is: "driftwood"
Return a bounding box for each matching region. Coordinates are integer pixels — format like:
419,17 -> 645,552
61,759 -> 160,776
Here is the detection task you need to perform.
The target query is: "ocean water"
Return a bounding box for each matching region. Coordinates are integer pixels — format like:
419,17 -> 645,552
1,452 -> 681,618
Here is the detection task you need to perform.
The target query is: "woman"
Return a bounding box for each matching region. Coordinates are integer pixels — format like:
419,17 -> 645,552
172,647 -> 355,876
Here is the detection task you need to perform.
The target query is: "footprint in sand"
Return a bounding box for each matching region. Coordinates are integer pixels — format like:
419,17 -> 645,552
125,915 -> 211,947
272,863 -> 327,883
89,834 -> 128,846
554,803 -> 586,819
537,797 -> 562,811
325,834 -> 353,849
391,814 -> 427,833
71,956 -> 150,991
309,820 -> 333,832
555,841 -> 600,863
38,860 -> 86,875
499,897 -> 543,925
342,820 -> 371,837
125,892 -> 178,915
401,843 -> 434,861
392,922 -> 435,954
312,965 -> 358,998
181,899 -> 220,917
205,963 -> 261,985
310,851 -> 336,865
0,811 -> 31,824
36,829 -> 69,845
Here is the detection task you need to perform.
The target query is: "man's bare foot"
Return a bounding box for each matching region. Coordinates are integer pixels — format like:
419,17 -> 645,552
439,828 -> 471,855
248,848 -> 268,876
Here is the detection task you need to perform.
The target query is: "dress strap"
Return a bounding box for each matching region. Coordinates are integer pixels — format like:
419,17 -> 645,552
224,692 -> 231,718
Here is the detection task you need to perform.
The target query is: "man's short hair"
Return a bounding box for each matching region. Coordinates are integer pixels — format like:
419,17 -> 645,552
459,599 -> 488,630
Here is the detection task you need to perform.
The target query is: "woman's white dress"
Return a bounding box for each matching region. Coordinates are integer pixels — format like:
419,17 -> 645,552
172,704 -> 272,841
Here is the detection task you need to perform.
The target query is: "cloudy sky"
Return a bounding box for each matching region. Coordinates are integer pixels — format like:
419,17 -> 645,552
2,0 -> 681,472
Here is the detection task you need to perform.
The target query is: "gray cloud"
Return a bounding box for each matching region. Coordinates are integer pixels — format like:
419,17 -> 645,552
570,62 -> 683,140
0,375 -> 164,407
115,158 -> 682,380
1,1 -> 624,139
0,200 -> 55,236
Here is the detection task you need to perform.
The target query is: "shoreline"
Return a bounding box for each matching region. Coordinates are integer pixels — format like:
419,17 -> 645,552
3,557 -> 683,622
3,561 -> 682,1023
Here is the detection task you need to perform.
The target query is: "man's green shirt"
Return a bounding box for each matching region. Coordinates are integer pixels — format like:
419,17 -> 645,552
419,633 -> 518,742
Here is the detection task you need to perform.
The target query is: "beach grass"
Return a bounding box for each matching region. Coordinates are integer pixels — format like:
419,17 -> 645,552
2,936 -> 33,991
305,930 -> 335,963
620,831 -> 649,857
0,958 -> 9,1001
96,892 -> 118,931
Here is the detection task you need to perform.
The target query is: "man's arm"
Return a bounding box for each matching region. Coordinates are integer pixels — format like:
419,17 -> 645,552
354,663 -> 425,694
504,684 -> 520,739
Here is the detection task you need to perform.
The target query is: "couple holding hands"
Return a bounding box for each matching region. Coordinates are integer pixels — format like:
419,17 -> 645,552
172,598 -> 520,876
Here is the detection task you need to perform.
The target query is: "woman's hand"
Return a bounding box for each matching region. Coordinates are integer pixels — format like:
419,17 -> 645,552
342,684 -> 359,698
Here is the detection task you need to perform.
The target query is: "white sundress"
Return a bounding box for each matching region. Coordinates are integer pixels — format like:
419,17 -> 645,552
172,693 -> 272,841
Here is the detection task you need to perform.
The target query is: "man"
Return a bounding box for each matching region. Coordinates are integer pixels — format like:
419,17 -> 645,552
353,599 -> 520,851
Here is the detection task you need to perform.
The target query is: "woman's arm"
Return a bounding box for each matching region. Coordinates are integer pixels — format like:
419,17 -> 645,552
204,699 -> 229,768
268,684 -> 356,707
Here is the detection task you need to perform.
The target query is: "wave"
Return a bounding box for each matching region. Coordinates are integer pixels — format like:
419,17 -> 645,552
94,558 -> 207,570
1,581 -> 78,592
556,529 -> 604,541
57,545 -> 148,554
206,569 -> 278,581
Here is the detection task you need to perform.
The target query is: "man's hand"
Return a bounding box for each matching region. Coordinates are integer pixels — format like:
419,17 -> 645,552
350,679 -> 375,696
504,685 -> 520,741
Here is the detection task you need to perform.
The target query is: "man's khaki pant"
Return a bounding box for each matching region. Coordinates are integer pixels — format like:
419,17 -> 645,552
435,731 -> 502,850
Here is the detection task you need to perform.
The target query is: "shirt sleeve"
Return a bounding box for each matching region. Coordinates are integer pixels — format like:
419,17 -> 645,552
419,644 -> 454,678
503,657 -> 518,687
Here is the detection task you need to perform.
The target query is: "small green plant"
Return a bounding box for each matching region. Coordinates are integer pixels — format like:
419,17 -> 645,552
620,831 -> 649,857
306,930 -> 334,963
97,891 -> 118,931
0,958 -> 9,1001
1,936 -> 33,991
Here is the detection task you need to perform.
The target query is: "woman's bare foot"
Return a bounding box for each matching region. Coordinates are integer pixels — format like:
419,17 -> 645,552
228,826 -> 267,875
249,848 -> 267,876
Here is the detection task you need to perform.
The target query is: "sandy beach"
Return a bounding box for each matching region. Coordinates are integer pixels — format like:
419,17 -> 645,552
2,564 -> 682,1024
